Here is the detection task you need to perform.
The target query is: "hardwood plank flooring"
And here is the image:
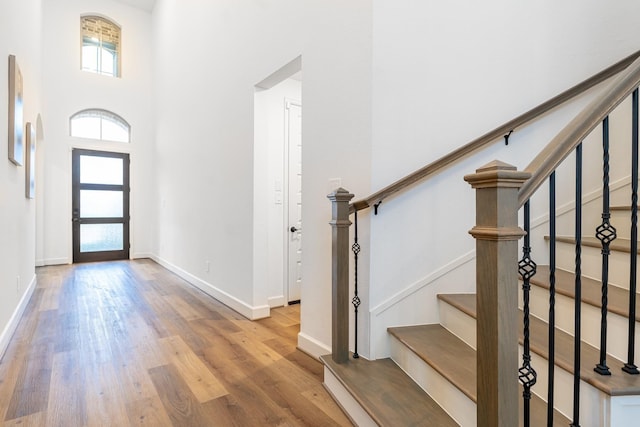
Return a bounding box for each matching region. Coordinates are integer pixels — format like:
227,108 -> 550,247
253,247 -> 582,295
0,260 -> 351,426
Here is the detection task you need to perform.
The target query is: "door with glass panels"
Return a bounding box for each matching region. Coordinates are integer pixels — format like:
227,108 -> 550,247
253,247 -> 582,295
72,149 -> 130,262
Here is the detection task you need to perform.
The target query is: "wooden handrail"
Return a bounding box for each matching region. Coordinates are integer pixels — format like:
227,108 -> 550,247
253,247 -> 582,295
518,54 -> 640,207
351,50 -> 640,214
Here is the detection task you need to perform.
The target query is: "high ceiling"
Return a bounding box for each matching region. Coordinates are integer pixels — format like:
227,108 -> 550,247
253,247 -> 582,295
114,0 -> 156,13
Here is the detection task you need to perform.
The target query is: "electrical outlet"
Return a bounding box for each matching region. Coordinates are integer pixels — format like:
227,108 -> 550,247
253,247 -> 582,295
328,178 -> 342,193
205,261 -> 210,273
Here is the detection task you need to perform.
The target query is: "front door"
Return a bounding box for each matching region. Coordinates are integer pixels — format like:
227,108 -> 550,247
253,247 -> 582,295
287,101 -> 302,303
72,149 -> 130,262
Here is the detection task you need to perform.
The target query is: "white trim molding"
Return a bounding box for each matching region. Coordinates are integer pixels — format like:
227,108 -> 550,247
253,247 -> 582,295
530,174 -> 631,230
298,331 -> 331,360
371,250 -> 476,316
41,257 -> 70,266
151,255 -> 270,320
0,274 -> 37,359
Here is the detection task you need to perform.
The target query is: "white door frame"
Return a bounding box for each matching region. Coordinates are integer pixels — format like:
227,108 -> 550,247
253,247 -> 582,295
284,98 -> 302,304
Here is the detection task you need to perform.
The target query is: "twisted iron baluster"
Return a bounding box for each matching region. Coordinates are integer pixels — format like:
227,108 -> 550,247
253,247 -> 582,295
352,210 -> 361,359
570,143 -> 583,427
623,88 -> 640,375
518,201 -> 537,427
547,172 -> 556,427
595,117 -> 616,376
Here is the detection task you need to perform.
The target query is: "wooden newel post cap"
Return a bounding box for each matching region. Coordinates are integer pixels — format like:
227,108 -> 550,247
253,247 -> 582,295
464,160 -> 531,189
464,160 -> 530,241
327,187 -> 355,202
328,188 -> 354,227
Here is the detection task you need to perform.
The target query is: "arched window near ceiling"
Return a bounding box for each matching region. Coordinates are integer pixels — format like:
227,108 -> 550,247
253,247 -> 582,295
81,15 -> 121,77
70,109 -> 130,143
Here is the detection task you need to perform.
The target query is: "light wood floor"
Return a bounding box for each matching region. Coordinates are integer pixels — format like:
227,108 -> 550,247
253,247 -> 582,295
0,259 -> 352,426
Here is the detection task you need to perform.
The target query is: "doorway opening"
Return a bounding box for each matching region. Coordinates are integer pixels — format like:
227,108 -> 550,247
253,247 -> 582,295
285,98 -> 302,303
72,149 -> 130,263
254,56 -> 302,308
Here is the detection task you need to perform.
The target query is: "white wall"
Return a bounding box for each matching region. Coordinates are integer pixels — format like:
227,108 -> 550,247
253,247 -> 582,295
0,0 -> 42,352
254,77 -> 302,308
366,0 -> 640,358
26,0 -> 640,364
40,0 -> 155,265
152,0 -> 372,354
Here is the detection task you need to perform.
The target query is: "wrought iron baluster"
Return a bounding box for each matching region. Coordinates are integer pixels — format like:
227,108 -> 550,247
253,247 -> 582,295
518,201 -> 537,427
352,210 -> 361,359
547,172 -> 556,427
571,143 -> 583,427
624,88 -> 640,375
595,116 -> 616,376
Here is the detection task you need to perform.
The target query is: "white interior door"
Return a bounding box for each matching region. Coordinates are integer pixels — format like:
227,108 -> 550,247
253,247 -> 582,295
287,101 -> 302,303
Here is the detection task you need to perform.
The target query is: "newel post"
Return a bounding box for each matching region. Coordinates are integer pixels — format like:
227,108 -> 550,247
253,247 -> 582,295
328,188 -> 354,363
464,161 -> 530,427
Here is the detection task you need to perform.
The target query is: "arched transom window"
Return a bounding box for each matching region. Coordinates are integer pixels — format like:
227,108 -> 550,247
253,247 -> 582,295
81,16 -> 121,77
70,109 -> 130,143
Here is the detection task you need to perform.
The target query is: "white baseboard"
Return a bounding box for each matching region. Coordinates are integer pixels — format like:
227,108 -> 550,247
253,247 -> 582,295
0,274 -> 36,360
131,252 -> 153,260
268,295 -> 285,308
298,331 -> 331,360
150,255 -> 270,320
42,258 -> 69,266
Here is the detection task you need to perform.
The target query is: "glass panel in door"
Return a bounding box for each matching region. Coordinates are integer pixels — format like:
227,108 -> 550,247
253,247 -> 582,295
72,149 -> 130,262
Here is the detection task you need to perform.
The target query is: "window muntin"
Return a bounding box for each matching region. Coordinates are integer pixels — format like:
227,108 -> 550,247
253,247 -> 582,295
70,109 -> 130,143
81,16 -> 121,77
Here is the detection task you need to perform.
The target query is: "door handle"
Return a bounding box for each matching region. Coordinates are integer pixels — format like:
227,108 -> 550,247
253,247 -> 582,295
290,226 -> 301,233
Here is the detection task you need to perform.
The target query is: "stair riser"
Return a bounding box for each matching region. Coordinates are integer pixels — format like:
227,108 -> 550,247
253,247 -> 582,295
389,335 -> 476,427
611,210 -> 632,240
518,346 -> 609,426
527,285 -> 640,364
440,293 -> 640,367
323,367 -> 378,427
439,299 -> 476,349
439,297 -> 640,426
555,241 -> 638,290
392,319 -> 609,427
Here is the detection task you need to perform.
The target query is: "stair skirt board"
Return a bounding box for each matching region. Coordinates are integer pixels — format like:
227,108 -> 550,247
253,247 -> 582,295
389,334 -> 476,427
323,367 -> 378,427
610,395 -> 640,426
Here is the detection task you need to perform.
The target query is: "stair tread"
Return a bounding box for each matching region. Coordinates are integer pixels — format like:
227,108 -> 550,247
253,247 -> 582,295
388,323 -> 569,426
532,265 -> 640,322
321,355 -> 458,426
551,235 -> 640,254
389,324 -> 476,401
438,293 -> 640,396
611,206 -> 639,211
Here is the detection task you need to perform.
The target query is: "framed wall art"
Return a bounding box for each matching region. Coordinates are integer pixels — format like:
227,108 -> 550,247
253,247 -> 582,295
25,122 -> 36,199
8,54 -> 24,166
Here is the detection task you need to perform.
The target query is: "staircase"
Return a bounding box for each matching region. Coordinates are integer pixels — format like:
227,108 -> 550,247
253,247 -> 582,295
322,202 -> 640,426
321,53 -> 640,426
